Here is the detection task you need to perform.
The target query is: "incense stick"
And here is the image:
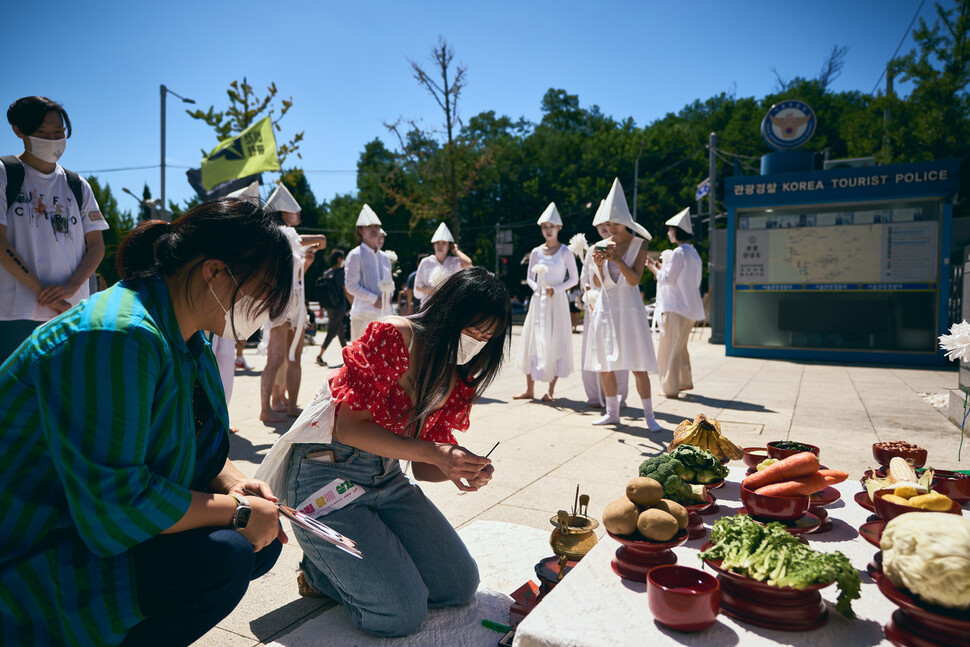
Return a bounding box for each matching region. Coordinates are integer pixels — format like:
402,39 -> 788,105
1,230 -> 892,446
484,441 -> 500,458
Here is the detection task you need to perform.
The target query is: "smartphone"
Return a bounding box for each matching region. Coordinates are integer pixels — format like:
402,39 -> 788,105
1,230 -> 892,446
593,241 -> 610,250
306,450 -> 335,463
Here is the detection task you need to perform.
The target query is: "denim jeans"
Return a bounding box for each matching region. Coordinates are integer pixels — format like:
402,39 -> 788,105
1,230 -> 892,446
287,440 -> 480,637
121,527 -> 282,647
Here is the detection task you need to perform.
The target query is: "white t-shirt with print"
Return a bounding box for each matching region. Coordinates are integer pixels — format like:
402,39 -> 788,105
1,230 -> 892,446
0,162 -> 109,321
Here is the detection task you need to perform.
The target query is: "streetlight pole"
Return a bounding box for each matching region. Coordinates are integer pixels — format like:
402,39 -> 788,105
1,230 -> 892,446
160,84 -> 195,218
632,141 -> 646,221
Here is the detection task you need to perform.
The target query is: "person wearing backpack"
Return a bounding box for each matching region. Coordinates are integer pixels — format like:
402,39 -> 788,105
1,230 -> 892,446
0,96 -> 108,362
315,248 -> 350,366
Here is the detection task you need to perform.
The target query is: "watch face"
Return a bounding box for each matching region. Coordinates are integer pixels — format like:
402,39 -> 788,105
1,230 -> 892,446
233,505 -> 252,530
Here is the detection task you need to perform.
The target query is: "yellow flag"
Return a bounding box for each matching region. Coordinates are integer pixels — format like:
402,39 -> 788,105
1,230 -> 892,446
201,116 -> 280,190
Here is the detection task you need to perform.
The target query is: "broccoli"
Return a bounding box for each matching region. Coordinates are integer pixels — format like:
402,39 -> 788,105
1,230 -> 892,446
637,455 -> 706,504
669,445 -> 729,484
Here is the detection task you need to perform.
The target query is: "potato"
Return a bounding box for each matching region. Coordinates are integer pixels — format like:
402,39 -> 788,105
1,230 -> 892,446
626,477 -> 663,507
909,492 -> 954,511
637,508 -> 679,542
881,493 -> 914,507
602,497 -> 640,535
651,500 -> 670,514
660,498 -> 689,530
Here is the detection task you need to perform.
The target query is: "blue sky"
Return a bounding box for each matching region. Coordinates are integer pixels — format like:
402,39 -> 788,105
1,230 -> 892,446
2,0 -> 930,211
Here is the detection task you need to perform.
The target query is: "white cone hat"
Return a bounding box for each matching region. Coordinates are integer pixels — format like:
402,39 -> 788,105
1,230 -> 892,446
537,202 -> 562,226
601,178 -> 651,240
591,199 -> 607,226
665,207 -> 692,235
431,222 -> 455,243
226,181 -> 259,200
356,204 -> 382,227
265,183 -> 301,213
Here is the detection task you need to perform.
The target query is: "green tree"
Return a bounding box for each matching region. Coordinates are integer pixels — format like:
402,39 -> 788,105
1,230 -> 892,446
86,176 -> 135,287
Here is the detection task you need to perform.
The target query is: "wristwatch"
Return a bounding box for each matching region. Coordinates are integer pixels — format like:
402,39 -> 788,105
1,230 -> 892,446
228,493 -> 251,530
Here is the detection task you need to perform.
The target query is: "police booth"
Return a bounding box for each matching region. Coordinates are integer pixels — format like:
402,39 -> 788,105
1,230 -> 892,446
723,158 -> 960,365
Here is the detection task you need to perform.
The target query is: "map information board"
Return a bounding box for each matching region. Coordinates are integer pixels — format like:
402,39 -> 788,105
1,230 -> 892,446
735,221 -> 938,287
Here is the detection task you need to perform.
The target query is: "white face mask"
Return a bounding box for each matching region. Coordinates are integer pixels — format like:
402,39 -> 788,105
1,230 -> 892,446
455,332 -> 488,365
208,269 -> 270,341
27,136 -> 66,164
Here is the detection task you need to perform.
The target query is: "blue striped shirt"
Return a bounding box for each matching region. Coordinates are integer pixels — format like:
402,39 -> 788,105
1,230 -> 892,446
0,275 -> 230,646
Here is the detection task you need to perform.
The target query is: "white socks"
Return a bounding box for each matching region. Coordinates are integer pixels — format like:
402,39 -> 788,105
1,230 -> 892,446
643,398 -> 662,432
592,395 -> 621,425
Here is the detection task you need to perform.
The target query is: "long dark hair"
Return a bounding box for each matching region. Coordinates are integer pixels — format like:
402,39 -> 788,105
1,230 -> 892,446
405,267 -> 511,436
116,197 -> 294,326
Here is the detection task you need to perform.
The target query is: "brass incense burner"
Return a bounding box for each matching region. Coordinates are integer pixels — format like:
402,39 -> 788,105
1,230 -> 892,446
549,513 -> 599,562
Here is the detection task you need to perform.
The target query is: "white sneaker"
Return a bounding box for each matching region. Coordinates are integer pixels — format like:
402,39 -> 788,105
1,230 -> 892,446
235,357 -> 254,370
646,418 -> 662,432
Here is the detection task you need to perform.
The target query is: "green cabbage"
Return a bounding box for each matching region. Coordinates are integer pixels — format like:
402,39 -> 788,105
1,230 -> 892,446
881,512 -> 970,610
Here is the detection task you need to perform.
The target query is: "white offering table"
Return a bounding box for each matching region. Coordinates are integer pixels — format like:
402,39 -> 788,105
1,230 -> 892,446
512,467 -> 905,647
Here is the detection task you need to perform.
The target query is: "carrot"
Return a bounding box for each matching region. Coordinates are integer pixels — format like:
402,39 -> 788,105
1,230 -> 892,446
754,473 -> 829,497
818,469 -> 848,485
741,452 -> 820,490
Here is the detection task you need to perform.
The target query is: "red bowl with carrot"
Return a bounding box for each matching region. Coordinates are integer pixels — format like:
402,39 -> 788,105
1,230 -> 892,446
740,484 -> 811,520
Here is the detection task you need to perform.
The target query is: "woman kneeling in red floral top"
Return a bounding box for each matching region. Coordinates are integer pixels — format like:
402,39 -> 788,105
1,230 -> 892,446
256,266 -> 510,637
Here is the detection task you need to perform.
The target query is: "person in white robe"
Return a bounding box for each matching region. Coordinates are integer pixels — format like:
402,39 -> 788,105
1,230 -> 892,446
579,202 -> 629,409
514,203 -> 579,401
345,205 -> 393,340
646,207 -> 706,398
584,178 -> 661,431
413,223 -> 472,306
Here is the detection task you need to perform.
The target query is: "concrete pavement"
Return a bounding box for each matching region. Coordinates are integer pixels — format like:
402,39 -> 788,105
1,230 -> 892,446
193,325 -> 966,646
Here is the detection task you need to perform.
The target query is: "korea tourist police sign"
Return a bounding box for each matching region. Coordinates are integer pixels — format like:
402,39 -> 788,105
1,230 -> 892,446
761,100 -> 816,150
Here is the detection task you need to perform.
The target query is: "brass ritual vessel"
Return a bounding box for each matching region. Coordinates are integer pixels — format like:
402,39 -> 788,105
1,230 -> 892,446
548,513 -> 600,562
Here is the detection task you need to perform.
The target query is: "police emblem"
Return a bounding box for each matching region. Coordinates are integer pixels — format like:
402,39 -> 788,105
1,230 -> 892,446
761,100 -> 816,150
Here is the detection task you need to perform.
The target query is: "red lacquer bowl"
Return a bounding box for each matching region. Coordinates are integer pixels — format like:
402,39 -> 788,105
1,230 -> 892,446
608,529 -> 689,581
766,441 -> 820,460
877,571 -> 970,645
740,484 -> 811,521
741,447 -> 769,470
931,470 -> 970,504
647,565 -> 720,632
872,489 -> 962,521
872,443 -> 927,470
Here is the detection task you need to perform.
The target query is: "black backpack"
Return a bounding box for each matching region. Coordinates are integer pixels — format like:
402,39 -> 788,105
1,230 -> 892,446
1,155 -> 84,213
315,268 -> 339,309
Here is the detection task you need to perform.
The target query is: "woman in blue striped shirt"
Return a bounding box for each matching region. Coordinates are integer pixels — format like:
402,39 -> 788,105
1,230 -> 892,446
0,198 -> 294,646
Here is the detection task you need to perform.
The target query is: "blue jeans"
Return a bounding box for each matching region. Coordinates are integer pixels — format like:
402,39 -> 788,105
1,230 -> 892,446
121,527 -> 282,647
288,441 -> 479,637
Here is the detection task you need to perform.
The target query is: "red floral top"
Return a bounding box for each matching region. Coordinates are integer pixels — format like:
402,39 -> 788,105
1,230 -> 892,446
329,320 -> 473,444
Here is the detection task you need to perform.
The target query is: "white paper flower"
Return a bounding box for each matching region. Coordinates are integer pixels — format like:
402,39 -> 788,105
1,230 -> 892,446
583,288 -> 600,310
568,233 -> 589,259
660,249 -> 673,264
378,278 -> 395,295
939,320 -> 970,362
534,264 -> 549,277
429,265 -> 449,287
384,250 -> 398,264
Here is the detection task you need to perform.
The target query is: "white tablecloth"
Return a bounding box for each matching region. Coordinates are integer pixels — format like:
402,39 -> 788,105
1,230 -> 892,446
512,466 -> 903,647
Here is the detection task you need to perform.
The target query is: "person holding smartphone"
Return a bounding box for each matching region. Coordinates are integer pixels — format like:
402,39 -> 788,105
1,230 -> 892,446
584,178 -> 662,431
413,222 -> 472,306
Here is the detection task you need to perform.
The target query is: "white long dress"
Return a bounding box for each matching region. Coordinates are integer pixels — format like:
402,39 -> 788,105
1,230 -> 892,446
516,244 -> 579,382
584,237 -> 658,373
580,258 -> 629,405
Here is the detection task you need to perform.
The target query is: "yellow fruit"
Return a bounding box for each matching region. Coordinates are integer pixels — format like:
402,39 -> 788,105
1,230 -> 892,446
881,493 -> 915,507
909,492 -> 954,511
893,486 -> 919,499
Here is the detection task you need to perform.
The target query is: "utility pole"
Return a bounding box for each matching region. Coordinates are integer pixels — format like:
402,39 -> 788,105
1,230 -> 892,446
632,141 -> 646,220
159,84 -> 195,219
708,133 -> 716,246
883,65 -> 894,153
